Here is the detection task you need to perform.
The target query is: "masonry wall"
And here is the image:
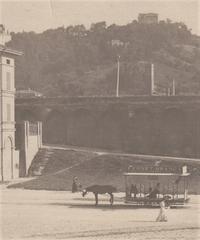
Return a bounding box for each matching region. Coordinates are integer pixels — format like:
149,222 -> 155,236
15,96 -> 200,159
41,107 -> 200,158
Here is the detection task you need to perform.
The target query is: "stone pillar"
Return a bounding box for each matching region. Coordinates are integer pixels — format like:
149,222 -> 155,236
37,121 -> 42,148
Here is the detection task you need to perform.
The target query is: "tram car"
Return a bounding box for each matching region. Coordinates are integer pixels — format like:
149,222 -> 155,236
124,163 -> 190,207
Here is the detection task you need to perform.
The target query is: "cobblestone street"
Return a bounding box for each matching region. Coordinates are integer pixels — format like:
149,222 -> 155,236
0,185 -> 199,240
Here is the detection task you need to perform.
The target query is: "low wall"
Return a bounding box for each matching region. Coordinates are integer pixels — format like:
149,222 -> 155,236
26,135 -> 40,172
16,121 -> 42,177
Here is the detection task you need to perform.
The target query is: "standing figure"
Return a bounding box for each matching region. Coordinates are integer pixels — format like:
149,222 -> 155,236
149,183 -> 160,198
156,196 -> 171,222
130,184 -> 138,198
72,176 -> 81,193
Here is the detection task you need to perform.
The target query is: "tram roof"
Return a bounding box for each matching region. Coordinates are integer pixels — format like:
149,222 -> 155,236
123,172 -> 190,176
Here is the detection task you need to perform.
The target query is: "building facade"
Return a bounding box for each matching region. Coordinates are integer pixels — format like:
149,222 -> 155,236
0,26 -> 22,181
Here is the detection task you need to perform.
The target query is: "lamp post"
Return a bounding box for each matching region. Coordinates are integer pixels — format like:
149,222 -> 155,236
116,55 -> 120,97
151,63 -> 154,95
172,79 -> 176,96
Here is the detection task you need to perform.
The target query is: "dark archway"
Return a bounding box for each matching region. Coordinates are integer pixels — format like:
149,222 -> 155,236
67,109 -> 97,147
43,110 -> 67,144
96,109 -> 123,150
189,110 -> 200,158
128,109 -> 154,154
160,108 -> 187,157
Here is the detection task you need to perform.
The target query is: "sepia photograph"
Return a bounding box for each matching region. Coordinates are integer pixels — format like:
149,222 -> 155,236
0,0 -> 200,239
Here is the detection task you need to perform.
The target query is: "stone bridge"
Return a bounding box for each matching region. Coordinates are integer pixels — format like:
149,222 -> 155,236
16,96 -> 200,158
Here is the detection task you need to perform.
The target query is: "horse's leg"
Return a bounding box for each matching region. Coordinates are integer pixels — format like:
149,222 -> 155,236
109,193 -> 114,205
94,193 -> 98,206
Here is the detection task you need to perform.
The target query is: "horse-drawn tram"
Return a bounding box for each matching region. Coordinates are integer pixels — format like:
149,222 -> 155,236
124,164 -> 190,207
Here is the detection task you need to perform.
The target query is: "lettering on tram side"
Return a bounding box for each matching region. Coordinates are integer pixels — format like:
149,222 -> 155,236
129,165 -> 182,173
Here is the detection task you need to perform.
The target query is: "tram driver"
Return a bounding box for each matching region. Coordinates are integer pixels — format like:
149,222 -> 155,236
147,183 -> 160,199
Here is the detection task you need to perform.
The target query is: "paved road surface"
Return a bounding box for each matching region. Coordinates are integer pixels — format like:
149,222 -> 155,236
0,185 -> 199,240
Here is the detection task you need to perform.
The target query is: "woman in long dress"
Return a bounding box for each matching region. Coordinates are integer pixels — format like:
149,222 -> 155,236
156,196 -> 170,222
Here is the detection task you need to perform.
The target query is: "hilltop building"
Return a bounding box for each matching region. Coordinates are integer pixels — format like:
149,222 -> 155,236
0,25 -> 22,181
138,13 -> 158,24
16,89 -> 43,98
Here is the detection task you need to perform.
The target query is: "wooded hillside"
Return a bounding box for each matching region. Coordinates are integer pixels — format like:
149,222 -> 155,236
7,19 -> 200,96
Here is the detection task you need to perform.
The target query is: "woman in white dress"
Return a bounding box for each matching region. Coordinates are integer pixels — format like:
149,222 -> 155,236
156,196 -> 171,222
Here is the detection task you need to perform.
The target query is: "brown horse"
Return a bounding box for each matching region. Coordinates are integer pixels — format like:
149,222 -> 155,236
82,185 -> 117,206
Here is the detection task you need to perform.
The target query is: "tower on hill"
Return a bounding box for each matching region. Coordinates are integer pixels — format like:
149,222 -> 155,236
138,13 -> 158,24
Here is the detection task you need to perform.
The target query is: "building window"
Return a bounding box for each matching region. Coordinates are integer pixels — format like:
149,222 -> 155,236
6,72 -> 11,90
7,104 -> 11,121
6,59 -> 10,64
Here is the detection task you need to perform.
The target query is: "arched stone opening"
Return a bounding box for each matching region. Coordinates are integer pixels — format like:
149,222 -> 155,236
160,108 -> 187,157
67,109 -> 97,147
96,109 -> 123,150
192,111 -> 200,158
43,110 -> 67,144
128,109 -> 154,154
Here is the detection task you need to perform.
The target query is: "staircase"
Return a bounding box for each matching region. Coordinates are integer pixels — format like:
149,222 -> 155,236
27,146 -> 97,177
28,148 -> 54,176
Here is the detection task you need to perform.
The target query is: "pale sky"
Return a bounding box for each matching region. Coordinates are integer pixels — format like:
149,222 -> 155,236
0,0 -> 200,35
